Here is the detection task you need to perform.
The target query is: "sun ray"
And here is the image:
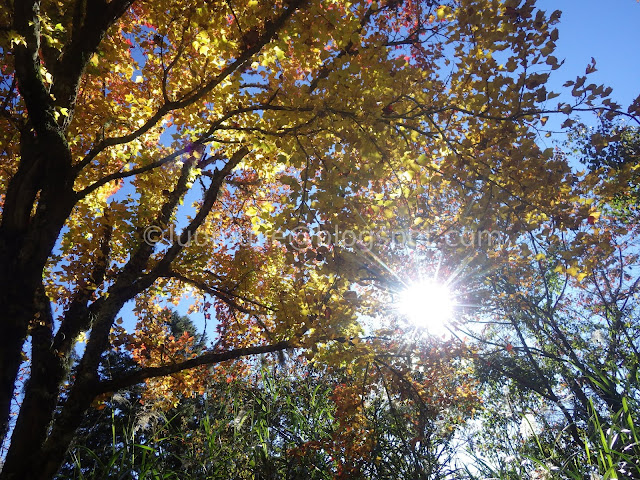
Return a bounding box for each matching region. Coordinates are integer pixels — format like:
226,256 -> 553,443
397,278 -> 455,334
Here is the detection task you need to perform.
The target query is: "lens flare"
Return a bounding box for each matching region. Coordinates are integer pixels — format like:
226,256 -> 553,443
397,279 -> 455,334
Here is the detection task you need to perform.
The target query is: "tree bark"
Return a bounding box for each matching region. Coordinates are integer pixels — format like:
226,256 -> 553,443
0,129 -> 75,445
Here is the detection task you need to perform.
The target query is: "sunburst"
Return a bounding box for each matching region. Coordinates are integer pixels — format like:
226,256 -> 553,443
397,278 -> 455,334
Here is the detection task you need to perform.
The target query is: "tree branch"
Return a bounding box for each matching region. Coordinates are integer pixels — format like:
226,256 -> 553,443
97,341 -> 291,394
74,104 -> 306,194
12,0 -> 55,136
50,0 -> 135,119
53,219 -> 113,356
166,270 -> 275,315
138,146 -> 249,283
77,0 -> 307,168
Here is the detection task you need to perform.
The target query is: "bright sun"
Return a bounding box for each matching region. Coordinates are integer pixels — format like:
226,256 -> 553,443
397,279 -> 455,334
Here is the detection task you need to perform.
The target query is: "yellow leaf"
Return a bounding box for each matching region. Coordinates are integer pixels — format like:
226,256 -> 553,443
273,46 -> 285,61
566,266 -> 579,277
246,206 -> 258,217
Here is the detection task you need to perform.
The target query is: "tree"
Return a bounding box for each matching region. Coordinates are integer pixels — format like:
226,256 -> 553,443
458,130 -> 640,478
0,0 -> 633,478
575,119 -> 640,222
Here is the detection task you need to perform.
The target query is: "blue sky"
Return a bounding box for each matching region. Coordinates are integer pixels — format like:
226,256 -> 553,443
538,0 -> 639,108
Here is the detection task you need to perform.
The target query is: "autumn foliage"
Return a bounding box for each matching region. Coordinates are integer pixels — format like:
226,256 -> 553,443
0,0 -> 638,479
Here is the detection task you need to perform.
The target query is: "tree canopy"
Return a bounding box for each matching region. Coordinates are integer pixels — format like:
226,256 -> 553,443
0,0 -> 638,479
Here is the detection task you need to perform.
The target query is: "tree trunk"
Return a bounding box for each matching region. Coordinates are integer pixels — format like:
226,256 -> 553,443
0,286 -> 32,445
0,131 -> 77,477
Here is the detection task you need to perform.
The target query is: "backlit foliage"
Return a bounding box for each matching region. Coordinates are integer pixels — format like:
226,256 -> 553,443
1,0 -> 637,478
